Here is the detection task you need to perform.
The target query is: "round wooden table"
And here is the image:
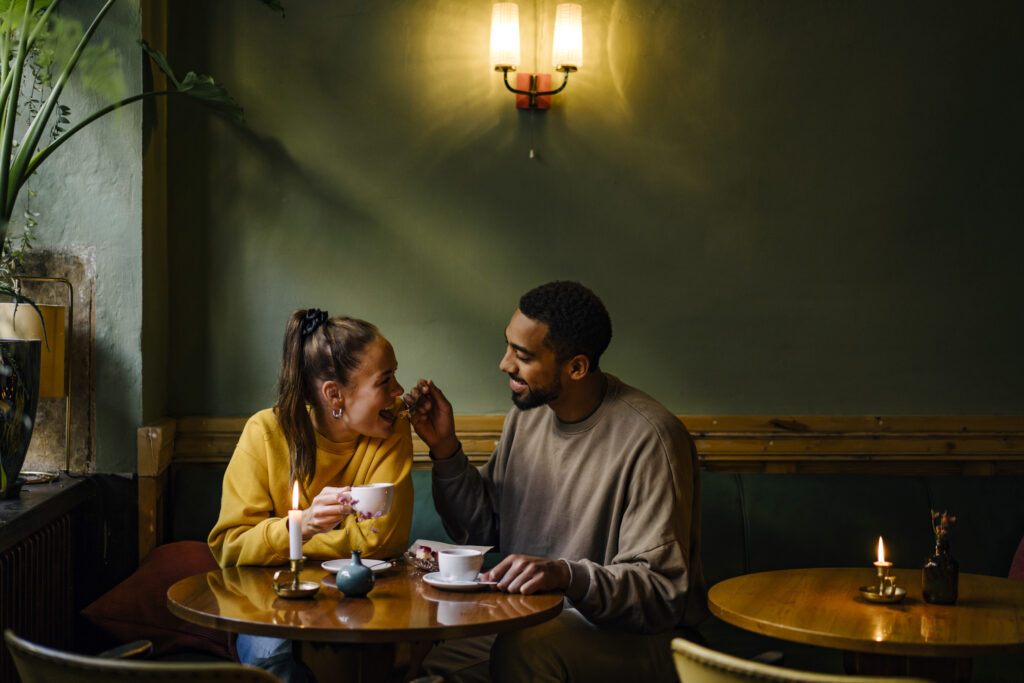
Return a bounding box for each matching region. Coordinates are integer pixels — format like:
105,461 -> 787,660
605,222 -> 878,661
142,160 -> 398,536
168,562 -> 563,682
708,568 -> 1024,682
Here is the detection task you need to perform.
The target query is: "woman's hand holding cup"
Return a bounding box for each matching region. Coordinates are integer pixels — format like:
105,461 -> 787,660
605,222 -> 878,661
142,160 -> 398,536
301,486 -> 354,538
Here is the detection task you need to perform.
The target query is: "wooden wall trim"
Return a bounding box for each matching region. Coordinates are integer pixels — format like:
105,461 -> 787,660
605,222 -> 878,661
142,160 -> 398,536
165,415 -> 1024,475
137,416 -> 176,477
137,417 -> 175,561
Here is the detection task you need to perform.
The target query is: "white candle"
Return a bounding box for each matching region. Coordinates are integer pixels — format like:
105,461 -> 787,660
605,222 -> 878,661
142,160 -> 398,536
288,480 -> 303,560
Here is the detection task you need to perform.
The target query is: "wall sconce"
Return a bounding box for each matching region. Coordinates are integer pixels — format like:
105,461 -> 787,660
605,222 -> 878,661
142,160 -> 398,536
490,3 -> 582,109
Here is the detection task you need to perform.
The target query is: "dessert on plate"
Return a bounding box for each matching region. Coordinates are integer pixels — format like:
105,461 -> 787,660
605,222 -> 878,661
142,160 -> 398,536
404,544 -> 439,572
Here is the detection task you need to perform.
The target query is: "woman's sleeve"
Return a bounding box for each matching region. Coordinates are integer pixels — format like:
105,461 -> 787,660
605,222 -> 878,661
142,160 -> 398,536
208,423 -> 292,567
302,420 -> 414,560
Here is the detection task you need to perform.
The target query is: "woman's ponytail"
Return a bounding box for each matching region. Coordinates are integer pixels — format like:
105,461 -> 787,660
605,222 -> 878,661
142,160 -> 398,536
277,310 -> 318,485
275,309 -> 379,487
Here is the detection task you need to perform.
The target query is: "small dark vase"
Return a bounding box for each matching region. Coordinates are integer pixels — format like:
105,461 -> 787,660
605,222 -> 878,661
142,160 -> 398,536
922,539 -> 959,605
336,550 -> 375,597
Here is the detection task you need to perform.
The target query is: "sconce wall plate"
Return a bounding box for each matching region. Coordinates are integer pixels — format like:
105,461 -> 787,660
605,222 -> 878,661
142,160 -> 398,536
517,73 -> 551,109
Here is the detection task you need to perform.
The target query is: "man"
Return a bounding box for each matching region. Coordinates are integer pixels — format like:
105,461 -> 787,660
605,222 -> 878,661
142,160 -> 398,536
410,281 -> 707,682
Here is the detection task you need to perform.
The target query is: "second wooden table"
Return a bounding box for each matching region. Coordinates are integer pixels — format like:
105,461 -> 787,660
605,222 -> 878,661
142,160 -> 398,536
708,567 -> 1024,682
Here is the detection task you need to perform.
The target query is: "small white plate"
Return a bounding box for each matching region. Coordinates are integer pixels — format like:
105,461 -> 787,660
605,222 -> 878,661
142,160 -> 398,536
321,558 -> 393,574
422,571 -> 496,592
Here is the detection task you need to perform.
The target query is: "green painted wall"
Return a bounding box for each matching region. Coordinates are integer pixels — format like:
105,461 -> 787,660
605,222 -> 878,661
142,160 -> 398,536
166,0 -> 1024,419
33,0 -> 143,472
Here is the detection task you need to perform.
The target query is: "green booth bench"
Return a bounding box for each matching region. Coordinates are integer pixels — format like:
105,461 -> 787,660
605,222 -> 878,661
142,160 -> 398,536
135,415 -> 1024,678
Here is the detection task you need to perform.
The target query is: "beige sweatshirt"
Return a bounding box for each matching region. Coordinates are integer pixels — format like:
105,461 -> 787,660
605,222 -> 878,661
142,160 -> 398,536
431,375 -> 708,633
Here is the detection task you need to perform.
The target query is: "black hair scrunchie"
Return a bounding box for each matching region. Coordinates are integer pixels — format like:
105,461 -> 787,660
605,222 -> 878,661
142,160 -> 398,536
301,308 -> 329,338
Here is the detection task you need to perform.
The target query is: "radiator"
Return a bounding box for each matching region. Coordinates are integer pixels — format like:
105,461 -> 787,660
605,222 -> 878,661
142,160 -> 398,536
0,513 -> 74,683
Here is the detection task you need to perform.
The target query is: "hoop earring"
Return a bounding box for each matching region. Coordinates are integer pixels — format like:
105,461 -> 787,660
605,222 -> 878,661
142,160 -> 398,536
332,407 -> 343,419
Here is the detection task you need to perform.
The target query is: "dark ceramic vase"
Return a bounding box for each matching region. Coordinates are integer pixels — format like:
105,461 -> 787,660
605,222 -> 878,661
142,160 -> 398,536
336,550 -> 375,597
922,539 -> 959,605
0,339 -> 41,499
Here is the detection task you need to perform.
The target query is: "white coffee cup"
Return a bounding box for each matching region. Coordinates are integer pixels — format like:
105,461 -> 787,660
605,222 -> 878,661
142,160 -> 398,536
349,483 -> 394,516
438,548 -> 484,583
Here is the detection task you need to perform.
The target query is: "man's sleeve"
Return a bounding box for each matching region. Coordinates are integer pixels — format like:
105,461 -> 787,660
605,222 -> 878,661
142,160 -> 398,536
430,436 -> 505,546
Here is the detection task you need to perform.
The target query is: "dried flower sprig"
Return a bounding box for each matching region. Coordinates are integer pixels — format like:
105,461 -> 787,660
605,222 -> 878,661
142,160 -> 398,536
930,509 -> 956,544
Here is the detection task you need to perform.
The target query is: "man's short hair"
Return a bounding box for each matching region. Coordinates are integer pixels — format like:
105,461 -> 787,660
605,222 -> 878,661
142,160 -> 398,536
519,281 -> 612,368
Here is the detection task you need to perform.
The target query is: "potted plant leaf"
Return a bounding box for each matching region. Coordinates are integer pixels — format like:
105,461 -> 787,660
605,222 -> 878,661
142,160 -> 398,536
0,0 -> 284,497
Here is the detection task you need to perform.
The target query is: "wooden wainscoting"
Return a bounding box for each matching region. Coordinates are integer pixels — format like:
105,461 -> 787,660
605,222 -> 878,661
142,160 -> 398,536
137,415 -> 1024,560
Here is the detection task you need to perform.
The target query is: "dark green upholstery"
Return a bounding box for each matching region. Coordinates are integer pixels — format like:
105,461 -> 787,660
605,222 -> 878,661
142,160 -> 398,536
927,475 -> 1024,577
408,470 -> 453,545
699,473 -> 1024,585
168,467 -> 1024,581
699,473 -> 747,586
725,474 -> 931,580
169,463 -> 227,544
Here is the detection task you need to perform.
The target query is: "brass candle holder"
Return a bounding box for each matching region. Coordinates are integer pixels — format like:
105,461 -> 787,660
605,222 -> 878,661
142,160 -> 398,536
272,557 -> 320,599
859,561 -> 905,604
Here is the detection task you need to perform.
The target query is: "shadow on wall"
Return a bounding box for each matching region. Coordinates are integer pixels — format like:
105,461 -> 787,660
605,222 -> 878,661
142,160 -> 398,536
165,0 -> 1024,417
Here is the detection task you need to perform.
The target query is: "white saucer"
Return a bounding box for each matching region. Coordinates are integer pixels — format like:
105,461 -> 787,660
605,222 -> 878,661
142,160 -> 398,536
321,558 -> 393,574
422,571 -> 496,592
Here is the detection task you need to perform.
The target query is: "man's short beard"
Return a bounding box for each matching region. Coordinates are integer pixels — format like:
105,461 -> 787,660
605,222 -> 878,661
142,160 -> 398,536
511,378 -> 562,410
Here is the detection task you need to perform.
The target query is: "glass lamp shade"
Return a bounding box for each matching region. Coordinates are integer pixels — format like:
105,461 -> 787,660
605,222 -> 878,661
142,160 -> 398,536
552,3 -> 582,70
490,3 -> 520,69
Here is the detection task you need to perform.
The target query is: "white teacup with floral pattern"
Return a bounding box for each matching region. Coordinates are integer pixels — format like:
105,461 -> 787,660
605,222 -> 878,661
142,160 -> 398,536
350,482 -> 394,517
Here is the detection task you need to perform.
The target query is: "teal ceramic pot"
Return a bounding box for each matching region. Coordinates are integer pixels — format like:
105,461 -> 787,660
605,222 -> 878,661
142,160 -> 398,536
336,550 -> 375,597
0,339 -> 41,499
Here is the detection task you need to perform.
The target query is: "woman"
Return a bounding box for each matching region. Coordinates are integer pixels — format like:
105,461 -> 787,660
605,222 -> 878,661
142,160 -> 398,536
208,309 -> 414,681
209,308 -> 413,567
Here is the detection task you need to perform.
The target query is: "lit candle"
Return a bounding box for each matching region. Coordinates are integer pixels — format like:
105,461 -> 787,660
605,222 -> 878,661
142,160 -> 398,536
873,535 -> 896,596
288,480 -> 303,560
873,536 -> 892,569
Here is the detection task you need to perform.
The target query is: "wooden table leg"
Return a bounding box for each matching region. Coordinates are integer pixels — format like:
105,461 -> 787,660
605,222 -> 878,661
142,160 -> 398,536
396,640 -> 435,682
296,641 -> 397,683
844,651 -> 972,683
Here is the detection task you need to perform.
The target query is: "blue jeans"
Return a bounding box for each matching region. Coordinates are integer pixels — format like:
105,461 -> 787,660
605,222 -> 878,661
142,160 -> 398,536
237,635 -> 313,683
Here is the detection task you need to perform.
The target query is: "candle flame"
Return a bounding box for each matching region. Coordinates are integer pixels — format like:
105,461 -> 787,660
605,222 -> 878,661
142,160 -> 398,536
292,480 -> 300,509
877,536 -> 885,564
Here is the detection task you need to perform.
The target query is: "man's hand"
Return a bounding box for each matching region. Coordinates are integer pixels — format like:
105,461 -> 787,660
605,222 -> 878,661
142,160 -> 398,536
300,486 -> 353,538
406,379 -> 459,459
481,554 -> 570,595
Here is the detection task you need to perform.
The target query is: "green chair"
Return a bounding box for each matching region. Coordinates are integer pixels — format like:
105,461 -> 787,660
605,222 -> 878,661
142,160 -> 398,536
4,630 -> 281,683
672,638 -> 935,683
